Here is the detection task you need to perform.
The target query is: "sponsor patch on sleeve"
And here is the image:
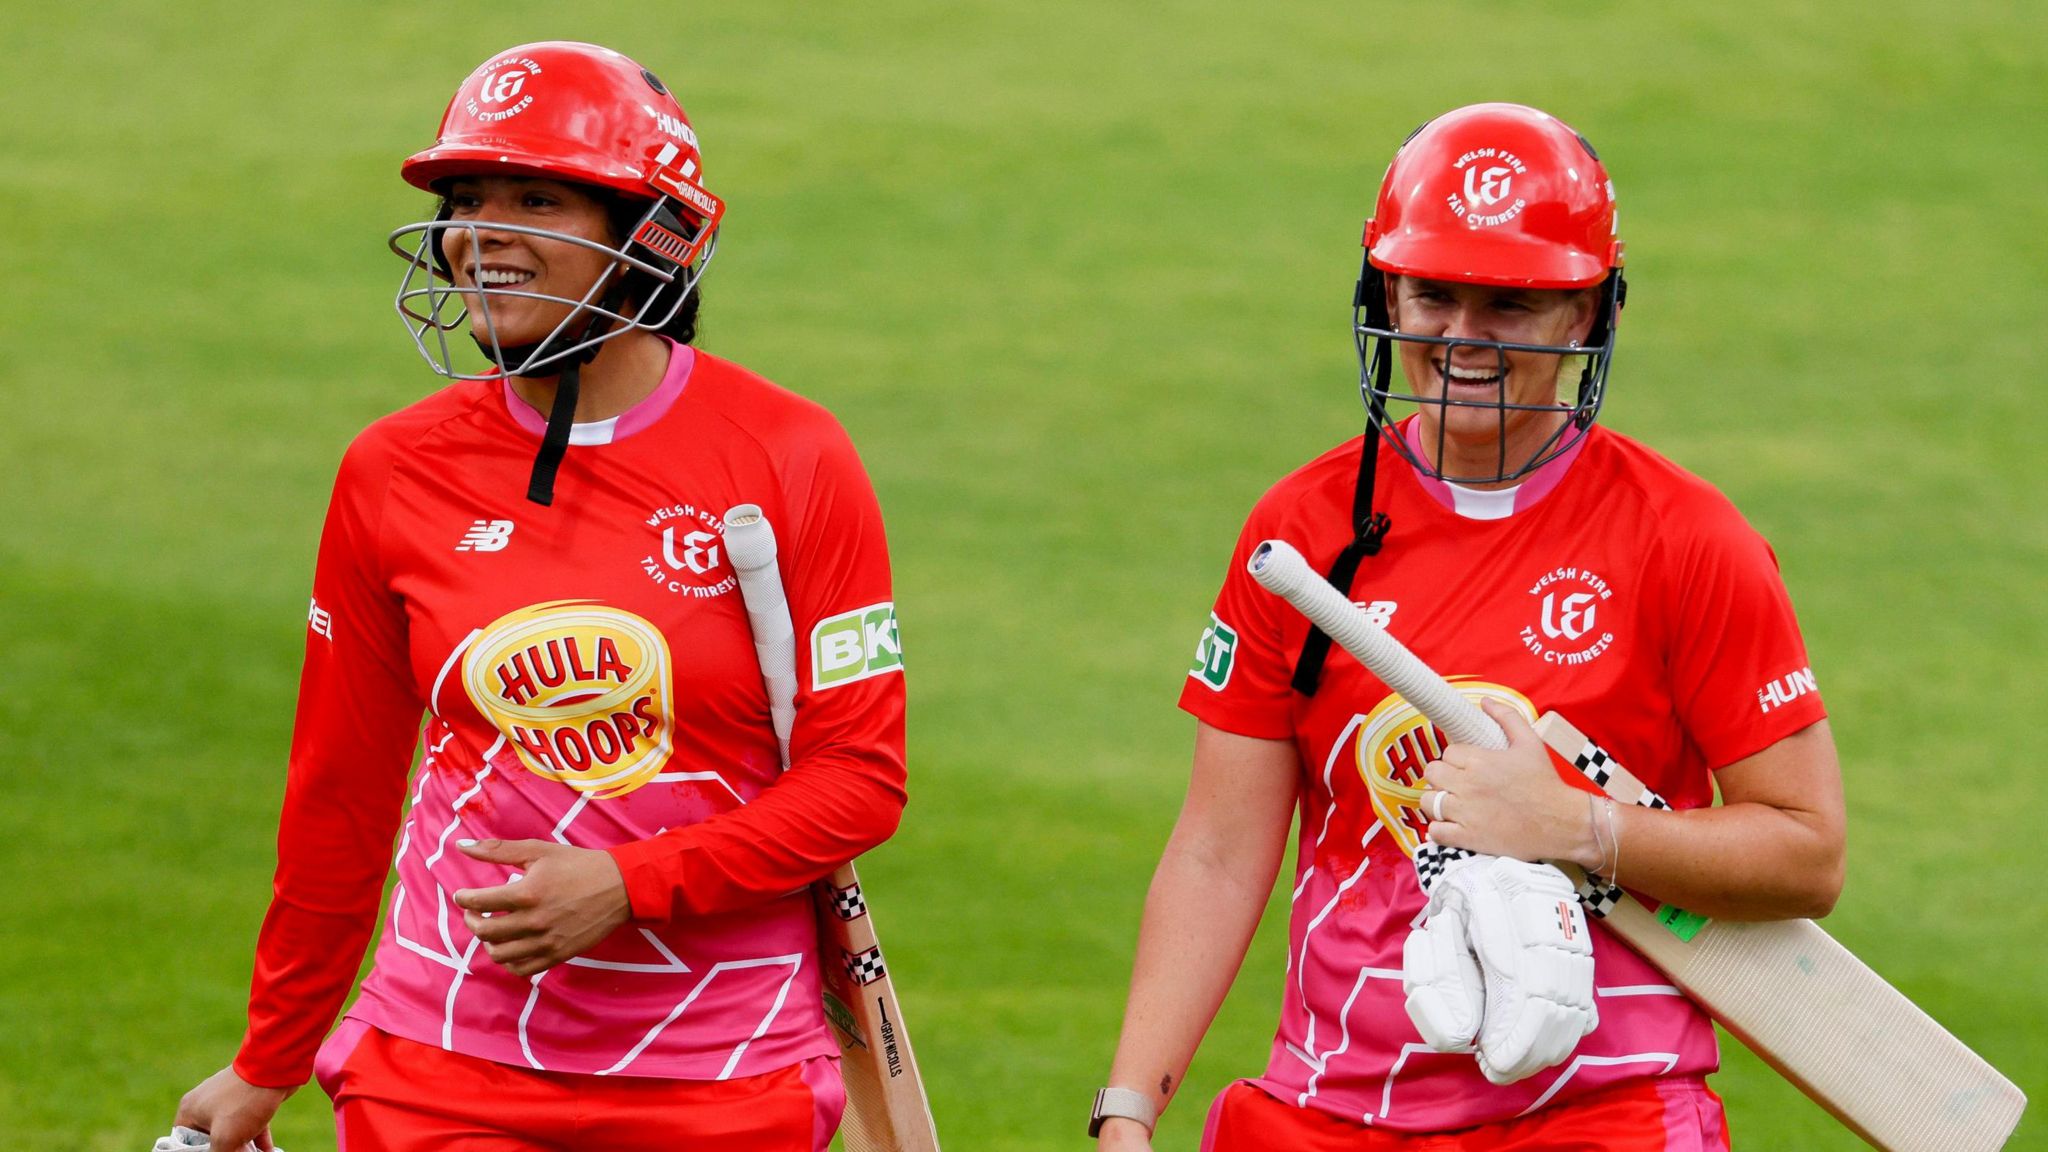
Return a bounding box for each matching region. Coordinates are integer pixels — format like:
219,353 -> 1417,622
1189,612 -> 1237,691
811,601 -> 903,690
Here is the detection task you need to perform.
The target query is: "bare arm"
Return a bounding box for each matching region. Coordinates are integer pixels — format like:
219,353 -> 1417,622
1426,705 -> 1845,921
1098,722 -> 1298,1148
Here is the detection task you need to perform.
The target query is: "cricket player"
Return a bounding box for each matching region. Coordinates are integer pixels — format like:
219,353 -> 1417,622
172,41 -> 907,1151
1093,103 -> 1845,1150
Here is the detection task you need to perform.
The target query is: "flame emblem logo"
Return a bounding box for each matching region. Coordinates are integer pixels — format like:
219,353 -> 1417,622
463,601 -> 674,799
1353,679 -> 1535,857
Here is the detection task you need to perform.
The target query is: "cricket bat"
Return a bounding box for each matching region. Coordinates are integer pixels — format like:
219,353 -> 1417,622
1247,538 -> 2026,1152
724,504 -> 941,1152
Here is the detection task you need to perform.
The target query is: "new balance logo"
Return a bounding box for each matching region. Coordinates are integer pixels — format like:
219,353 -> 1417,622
457,520 -> 516,552
1353,600 -> 1398,628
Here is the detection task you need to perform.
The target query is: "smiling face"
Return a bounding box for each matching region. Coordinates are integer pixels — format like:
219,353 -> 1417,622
1385,275 -> 1599,485
437,176 -> 626,354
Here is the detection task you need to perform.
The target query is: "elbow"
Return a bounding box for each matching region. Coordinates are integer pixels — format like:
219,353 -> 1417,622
844,766 -> 907,859
1794,844 -> 1846,920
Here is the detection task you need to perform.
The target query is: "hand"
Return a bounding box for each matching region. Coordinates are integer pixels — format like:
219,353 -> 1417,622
453,839 -> 633,978
1404,855 -> 1597,1084
174,1065 -> 293,1152
1096,1116 -> 1155,1151
1421,701 -> 1597,868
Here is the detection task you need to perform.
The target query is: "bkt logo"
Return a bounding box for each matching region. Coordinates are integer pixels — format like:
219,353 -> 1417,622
457,520 -> 516,553
1464,165 -> 1514,207
812,602 -> 903,690
1190,612 -> 1238,691
662,528 -> 720,575
1541,591 -> 1597,641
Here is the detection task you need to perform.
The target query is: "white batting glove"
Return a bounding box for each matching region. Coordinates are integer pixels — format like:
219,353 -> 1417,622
1401,875 -> 1485,1053
152,1128 -> 282,1152
1403,855 -> 1597,1084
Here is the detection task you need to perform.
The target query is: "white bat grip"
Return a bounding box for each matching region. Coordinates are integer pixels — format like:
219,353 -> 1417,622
1247,539 -> 1507,752
724,504 -> 799,771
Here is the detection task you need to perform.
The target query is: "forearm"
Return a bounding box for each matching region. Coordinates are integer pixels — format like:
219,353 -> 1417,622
1106,824 -> 1282,1124
608,752 -> 906,919
1432,715 -> 1844,923
1569,794 -> 1843,921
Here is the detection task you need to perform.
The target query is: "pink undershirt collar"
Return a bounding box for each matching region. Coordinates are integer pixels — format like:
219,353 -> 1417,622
502,340 -> 696,446
1397,415 -> 1589,521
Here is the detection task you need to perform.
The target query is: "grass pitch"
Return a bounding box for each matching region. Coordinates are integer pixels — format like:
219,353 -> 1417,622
2,2 -> 2043,1148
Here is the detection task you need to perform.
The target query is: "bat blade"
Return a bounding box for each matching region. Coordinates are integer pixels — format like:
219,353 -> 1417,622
815,862 -> 940,1152
1538,713 -> 2026,1152
726,504 -> 942,1151
1246,537 -> 2027,1151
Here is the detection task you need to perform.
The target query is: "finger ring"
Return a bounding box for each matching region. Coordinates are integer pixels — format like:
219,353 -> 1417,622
1428,789 -> 1450,822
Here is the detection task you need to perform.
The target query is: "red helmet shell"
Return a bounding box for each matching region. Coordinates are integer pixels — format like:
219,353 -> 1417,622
402,41 -> 721,226
1364,103 -> 1619,290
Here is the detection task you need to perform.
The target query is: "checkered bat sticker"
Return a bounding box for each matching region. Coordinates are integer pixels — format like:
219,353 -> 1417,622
830,881 -> 870,921
845,945 -> 888,986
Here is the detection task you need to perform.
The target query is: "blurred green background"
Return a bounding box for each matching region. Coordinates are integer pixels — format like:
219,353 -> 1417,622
2,1 -> 2043,1148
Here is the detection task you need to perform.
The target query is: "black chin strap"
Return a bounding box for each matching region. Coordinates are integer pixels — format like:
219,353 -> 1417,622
526,360 -> 580,506
1290,419 -> 1393,696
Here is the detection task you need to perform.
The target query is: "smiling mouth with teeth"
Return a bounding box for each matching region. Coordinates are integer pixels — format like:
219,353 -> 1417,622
1437,360 -> 1505,385
475,268 -> 537,287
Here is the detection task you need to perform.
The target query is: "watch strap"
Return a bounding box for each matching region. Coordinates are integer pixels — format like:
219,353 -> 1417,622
1089,1086 -> 1159,1138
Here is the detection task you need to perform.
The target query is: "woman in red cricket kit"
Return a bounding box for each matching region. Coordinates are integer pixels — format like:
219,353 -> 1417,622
171,40 -> 908,1152
1093,103 -> 1844,1151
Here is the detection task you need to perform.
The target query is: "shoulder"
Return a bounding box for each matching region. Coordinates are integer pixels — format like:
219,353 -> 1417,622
687,351 -> 855,451
335,378 -> 498,494
1578,427 -> 1760,544
1574,428 -> 1786,600
1245,435 -> 1366,531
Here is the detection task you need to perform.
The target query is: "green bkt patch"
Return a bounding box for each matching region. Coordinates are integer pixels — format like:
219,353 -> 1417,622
1190,612 -> 1237,690
812,601 -> 903,689
1655,903 -> 1709,942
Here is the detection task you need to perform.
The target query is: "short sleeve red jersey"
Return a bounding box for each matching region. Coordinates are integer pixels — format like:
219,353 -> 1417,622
1179,419 -> 1825,1131
235,342 -> 907,1087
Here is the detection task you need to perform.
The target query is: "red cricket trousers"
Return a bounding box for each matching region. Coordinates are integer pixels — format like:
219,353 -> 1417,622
314,1020 -> 844,1152
1201,1076 -> 1730,1152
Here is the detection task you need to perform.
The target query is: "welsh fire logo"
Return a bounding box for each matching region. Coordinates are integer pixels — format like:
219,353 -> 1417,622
1353,679 -> 1536,858
462,600 -> 674,799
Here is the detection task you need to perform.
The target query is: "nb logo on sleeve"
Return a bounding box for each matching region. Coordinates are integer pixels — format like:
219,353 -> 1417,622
457,520 -> 516,552
811,602 -> 903,690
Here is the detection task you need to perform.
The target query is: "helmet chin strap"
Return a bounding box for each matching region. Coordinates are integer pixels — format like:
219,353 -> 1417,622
478,289 -> 624,508
524,359 -> 581,506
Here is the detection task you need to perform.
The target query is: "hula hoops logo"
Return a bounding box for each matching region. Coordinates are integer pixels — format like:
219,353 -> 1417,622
463,601 -> 674,799
1353,679 -> 1534,857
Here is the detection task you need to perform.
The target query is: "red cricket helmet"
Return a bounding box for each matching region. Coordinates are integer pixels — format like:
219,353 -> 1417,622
1349,103 -> 1629,487
388,42 -> 728,507
402,41 -> 723,229
1364,102 -> 1620,289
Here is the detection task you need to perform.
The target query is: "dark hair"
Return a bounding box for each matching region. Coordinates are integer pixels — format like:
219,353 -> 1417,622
600,194 -> 702,347
429,185 -> 704,347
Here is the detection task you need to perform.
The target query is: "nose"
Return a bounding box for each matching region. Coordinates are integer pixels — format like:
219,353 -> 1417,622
1440,301 -> 1491,344
440,221 -> 514,276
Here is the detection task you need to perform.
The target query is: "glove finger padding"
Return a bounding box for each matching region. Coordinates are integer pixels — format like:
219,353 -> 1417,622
1458,858 -> 1599,1085
1401,893 -> 1483,1052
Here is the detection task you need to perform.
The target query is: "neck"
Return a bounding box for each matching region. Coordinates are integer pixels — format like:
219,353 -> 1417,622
1415,409 -> 1571,489
510,331 -> 670,423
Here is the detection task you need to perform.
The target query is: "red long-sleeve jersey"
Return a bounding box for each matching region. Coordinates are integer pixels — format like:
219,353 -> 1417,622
235,342 -> 907,1087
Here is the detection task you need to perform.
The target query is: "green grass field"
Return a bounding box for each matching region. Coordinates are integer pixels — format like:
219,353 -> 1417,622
3,2 -> 2044,1148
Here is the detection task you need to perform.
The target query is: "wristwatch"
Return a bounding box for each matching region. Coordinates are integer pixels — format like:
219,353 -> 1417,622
1089,1087 -> 1158,1138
